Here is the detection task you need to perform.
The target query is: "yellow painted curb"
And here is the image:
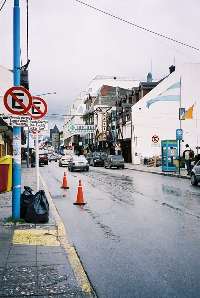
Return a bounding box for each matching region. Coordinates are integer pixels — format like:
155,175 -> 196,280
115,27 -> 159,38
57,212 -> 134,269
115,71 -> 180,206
40,174 -> 95,296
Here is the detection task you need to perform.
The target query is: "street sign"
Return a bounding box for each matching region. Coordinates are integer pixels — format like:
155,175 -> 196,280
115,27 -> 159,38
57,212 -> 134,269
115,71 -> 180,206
152,135 -> 159,144
27,96 -> 48,120
9,115 -> 30,127
1,114 -> 30,127
176,128 -> 183,140
30,119 -> 48,134
179,108 -> 186,120
3,86 -> 32,115
67,124 -> 95,134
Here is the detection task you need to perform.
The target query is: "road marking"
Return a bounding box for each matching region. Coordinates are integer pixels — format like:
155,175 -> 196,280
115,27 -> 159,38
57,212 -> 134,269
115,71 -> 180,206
12,229 -> 60,246
40,174 -> 95,296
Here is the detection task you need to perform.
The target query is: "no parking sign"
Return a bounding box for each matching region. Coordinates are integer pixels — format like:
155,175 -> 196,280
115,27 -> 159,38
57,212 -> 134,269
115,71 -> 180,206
3,86 -> 32,115
3,87 -> 48,120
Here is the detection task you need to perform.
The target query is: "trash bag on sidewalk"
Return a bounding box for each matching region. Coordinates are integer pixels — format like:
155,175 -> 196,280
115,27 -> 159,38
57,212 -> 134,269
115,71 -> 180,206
20,186 -> 35,219
25,190 -> 49,224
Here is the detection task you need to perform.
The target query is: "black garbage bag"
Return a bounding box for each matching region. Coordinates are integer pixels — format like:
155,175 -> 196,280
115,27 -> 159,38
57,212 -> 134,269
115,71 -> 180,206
20,186 -> 35,219
25,190 -> 49,224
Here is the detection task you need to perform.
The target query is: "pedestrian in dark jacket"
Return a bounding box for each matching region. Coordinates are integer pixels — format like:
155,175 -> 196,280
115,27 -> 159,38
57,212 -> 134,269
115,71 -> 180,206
183,144 -> 194,175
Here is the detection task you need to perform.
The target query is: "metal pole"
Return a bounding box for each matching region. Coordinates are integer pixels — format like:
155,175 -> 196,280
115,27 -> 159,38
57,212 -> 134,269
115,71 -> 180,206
27,127 -> 30,167
36,130 -> 39,191
12,0 -> 21,220
178,77 -> 182,175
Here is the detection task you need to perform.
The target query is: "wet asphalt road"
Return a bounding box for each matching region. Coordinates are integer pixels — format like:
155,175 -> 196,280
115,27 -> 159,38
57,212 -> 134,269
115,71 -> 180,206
40,162 -> 200,298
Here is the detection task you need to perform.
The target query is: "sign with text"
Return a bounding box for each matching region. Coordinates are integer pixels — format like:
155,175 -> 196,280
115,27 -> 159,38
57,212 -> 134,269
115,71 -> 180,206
30,119 -> 48,133
1,115 -> 31,127
67,123 -> 95,134
176,128 -> 183,140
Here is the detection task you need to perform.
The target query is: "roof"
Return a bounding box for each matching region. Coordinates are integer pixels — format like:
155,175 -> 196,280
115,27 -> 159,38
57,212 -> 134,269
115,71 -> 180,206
86,75 -> 140,97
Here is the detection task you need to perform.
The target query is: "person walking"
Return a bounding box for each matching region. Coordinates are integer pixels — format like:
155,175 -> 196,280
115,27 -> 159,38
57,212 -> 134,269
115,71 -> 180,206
183,144 -> 194,175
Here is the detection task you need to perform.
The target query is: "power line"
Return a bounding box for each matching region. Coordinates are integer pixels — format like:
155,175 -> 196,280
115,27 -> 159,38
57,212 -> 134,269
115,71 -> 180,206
0,0 -> 7,12
74,0 -> 199,52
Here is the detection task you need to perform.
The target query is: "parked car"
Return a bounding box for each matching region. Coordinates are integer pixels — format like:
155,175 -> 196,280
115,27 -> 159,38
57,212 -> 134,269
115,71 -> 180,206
89,152 -> 107,167
59,155 -> 72,167
39,153 -> 48,166
191,160 -> 200,185
48,153 -> 58,162
68,155 -> 89,172
104,155 -> 125,169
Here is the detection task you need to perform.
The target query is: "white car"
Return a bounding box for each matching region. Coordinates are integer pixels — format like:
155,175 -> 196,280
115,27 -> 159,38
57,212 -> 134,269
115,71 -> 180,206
59,155 -> 72,167
68,155 -> 89,172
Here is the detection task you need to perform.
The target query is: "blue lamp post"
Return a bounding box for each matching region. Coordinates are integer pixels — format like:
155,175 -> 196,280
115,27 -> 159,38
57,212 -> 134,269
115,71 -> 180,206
12,0 -> 21,220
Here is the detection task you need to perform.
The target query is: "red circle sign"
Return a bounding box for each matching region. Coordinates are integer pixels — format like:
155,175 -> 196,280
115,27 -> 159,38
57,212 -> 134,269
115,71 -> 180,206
27,96 -> 48,120
3,86 -> 32,115
152,135 -> 159,143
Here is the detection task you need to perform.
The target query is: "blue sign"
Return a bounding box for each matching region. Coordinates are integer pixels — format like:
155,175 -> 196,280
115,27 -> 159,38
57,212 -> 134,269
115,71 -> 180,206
176,128 -> 183,140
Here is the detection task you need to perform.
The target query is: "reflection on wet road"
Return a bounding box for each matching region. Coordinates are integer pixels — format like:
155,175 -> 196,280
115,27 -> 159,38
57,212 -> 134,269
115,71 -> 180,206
41,163 -> 200,298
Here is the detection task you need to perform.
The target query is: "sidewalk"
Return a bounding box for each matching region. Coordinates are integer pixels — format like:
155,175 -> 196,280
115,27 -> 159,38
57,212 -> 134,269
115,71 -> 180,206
125,163 -> 190,180
0,165 -> 95,297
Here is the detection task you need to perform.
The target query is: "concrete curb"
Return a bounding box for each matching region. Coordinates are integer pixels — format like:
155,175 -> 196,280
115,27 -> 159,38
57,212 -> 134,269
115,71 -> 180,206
125,166 -> 190,180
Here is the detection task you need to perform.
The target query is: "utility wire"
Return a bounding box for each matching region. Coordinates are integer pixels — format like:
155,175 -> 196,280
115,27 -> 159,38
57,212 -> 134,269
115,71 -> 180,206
74,0 -> 199,52
0,0 -> 7,12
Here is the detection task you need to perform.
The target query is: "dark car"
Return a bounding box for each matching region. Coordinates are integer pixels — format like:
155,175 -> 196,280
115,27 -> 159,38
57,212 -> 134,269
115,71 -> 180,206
89,152 -> 107,167
39,153 -> 48,166
191,160 -> 200,185
104,155 -> 124,169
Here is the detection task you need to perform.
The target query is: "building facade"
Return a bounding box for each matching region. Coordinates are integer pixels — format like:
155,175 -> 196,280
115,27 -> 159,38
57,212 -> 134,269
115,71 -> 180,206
131,63 -> 200,164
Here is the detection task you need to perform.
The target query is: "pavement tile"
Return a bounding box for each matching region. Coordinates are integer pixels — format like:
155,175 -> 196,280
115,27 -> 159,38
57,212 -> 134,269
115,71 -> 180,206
37,245 -> 63,254
37,252 -> 67,265
10,244 -> 37,255
1,265 -> 37,297
7,255 -> 36,266
37,264 -> 79,296
3,265 -> 37,283
0,282 -> 37,296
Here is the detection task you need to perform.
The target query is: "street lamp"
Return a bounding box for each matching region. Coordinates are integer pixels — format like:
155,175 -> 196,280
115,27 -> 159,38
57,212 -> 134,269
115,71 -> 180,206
35,92 -> 56,97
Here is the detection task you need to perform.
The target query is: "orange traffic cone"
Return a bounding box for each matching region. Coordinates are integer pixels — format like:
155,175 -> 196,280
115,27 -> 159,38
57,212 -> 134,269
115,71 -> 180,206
74,180 -> 86,205
61,172 -> 69,189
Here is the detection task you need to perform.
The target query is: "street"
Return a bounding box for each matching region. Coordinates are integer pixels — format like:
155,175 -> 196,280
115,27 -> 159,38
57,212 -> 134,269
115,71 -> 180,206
40,163 -> 200,298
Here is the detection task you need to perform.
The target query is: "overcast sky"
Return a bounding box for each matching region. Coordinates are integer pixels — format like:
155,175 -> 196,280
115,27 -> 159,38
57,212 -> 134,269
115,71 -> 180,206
0,0 -> 200,128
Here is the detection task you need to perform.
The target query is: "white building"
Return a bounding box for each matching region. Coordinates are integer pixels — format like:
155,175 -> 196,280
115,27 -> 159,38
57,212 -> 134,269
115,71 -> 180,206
131,63 -> 200,164
63,97 -> 86,153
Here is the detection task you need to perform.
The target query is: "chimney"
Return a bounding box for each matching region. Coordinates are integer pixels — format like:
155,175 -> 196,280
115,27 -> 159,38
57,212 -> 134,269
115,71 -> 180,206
147,72 -> 153,82
169,65 -> 175,74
